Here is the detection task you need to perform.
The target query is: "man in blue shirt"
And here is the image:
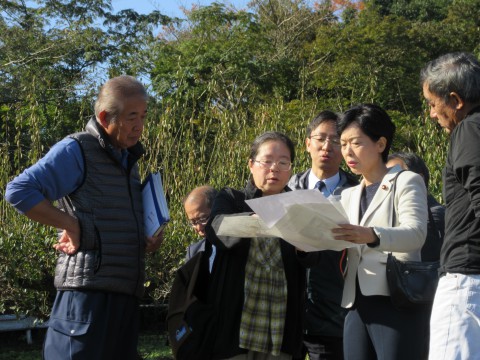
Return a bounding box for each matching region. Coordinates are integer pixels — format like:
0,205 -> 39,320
5,75 -> 163,360
289,111 -> 358,360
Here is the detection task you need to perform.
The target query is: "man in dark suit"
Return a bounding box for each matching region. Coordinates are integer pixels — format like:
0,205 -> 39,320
289,111 -> 358,360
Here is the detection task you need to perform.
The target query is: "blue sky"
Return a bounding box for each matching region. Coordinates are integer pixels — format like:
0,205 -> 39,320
113,0 -> 251,18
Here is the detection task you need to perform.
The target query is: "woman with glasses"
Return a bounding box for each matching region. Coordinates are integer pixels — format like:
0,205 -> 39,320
331,104 -> 429,359
205,131 -> 320,360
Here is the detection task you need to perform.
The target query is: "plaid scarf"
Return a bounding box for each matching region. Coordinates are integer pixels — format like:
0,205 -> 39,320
239,237 -> 287,355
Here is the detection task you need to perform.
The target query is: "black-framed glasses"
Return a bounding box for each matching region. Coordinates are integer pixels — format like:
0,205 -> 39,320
309,135 -> 341,148
254,160 -> 292,171
189,217 -> 209,227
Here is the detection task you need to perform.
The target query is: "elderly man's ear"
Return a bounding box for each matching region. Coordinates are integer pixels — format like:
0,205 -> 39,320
98,110 -> 109,129
449,92 -> 464,110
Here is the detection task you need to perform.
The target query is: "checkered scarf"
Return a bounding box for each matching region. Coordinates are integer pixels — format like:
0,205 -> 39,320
239,237 -> 287,355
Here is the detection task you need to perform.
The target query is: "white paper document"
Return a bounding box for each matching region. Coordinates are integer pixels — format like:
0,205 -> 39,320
216,190 -> 354,252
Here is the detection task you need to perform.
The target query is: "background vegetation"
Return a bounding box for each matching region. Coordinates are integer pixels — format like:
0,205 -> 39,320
0,329 -> 173,359
1,0 -> 478,323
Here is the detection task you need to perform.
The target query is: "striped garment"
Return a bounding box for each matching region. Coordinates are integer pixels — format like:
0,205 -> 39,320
239,237 -> 288,355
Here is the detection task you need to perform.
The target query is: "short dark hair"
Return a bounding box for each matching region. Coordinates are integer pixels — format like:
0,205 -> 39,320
249,131 -> 295,163
306,110 -> 339,137
338,103 -> 396,163
388,152 -> 430,189
420,52 -> 480,104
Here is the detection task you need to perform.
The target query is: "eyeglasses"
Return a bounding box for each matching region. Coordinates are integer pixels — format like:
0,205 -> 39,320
309,135 -> 341,148
254,160 -> 292,171
189,217 -> 209,227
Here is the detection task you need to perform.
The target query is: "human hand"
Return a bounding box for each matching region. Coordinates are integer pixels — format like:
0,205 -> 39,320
145,230 -> 164,253
53,225 -> 80,255
331,224 -> 377,245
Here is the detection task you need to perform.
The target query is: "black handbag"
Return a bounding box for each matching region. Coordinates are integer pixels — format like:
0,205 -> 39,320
385,170 -> 440,309
386,253 -> 439,309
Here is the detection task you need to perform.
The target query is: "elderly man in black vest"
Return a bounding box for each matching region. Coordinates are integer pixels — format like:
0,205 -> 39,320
5,75 -> 163,359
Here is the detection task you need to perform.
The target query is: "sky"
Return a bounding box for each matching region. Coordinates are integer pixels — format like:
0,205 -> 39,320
112,0 -> 251,18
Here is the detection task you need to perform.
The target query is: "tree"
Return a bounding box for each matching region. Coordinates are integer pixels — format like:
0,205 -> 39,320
103,9 -> 172,77
1,0 -> 109,169
370,0 -> 451,21
304,7 -> 428,112
151,2 -> 273,112
1,0 -> 171,165
249,0 -> 318,57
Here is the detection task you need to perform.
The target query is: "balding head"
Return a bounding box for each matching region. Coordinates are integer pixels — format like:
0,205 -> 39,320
184,185 -> 217,208
184,185 -> 217,237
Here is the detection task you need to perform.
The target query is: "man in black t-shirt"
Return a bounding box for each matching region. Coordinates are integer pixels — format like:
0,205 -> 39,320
421,52 -> 480,359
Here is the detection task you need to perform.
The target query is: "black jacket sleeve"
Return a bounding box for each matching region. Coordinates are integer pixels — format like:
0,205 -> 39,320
205,187 -> 252,250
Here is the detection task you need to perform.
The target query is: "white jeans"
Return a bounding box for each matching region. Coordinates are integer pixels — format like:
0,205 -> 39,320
429,273 -> 480,360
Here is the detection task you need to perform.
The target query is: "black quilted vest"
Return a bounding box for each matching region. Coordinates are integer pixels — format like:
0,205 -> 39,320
53,118 -> 146,298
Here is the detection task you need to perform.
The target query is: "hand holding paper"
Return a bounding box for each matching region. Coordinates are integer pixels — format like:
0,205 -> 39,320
216,190 -> 354,251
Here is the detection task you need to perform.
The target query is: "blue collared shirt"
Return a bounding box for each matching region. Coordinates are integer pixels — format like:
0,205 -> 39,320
5,138 -> 85,214
307,171 -> 340,198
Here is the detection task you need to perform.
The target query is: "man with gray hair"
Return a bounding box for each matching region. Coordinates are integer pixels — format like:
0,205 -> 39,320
5,75 -> 163,359
421,52 -> 480,359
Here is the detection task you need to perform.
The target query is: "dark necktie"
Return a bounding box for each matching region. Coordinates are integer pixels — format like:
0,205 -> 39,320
314,180 -> 325,192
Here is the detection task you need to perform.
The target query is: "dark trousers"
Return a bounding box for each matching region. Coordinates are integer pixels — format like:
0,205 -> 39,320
43,290 -> 140,360
343,290 -> 429,360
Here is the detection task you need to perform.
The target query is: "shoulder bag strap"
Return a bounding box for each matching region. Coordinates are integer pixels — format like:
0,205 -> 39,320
390,170 -> 407,228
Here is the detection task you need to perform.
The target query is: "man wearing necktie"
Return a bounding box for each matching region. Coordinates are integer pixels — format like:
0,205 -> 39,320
288,111 -> 358,360
315,180 -> 325,192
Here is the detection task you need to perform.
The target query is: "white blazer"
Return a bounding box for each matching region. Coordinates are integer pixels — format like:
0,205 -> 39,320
340,165 -> 428,308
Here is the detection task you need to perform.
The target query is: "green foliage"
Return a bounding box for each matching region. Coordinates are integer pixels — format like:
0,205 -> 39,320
0,215 -> 57,317
1,0 -> 476,319
151,3 -> 269,110
0,330 -> 173,359
137,331 -> 173,359
388,110 -> 447,201
103,9 -> 173,77
370,0 -> 452,21
304,8 -> 430,112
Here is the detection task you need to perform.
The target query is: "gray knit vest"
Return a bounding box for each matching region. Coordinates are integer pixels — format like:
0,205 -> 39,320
53,118 -> 146,298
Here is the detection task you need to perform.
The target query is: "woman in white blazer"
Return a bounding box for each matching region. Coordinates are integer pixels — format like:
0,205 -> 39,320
332,104 -> 429,360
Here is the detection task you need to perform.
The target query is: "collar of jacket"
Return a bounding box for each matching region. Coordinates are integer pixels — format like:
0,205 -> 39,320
244,178 -> 291,201
85,116 -> 145,163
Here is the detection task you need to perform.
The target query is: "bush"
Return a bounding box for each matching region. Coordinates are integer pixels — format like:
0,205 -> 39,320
1,93 -> 447,318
